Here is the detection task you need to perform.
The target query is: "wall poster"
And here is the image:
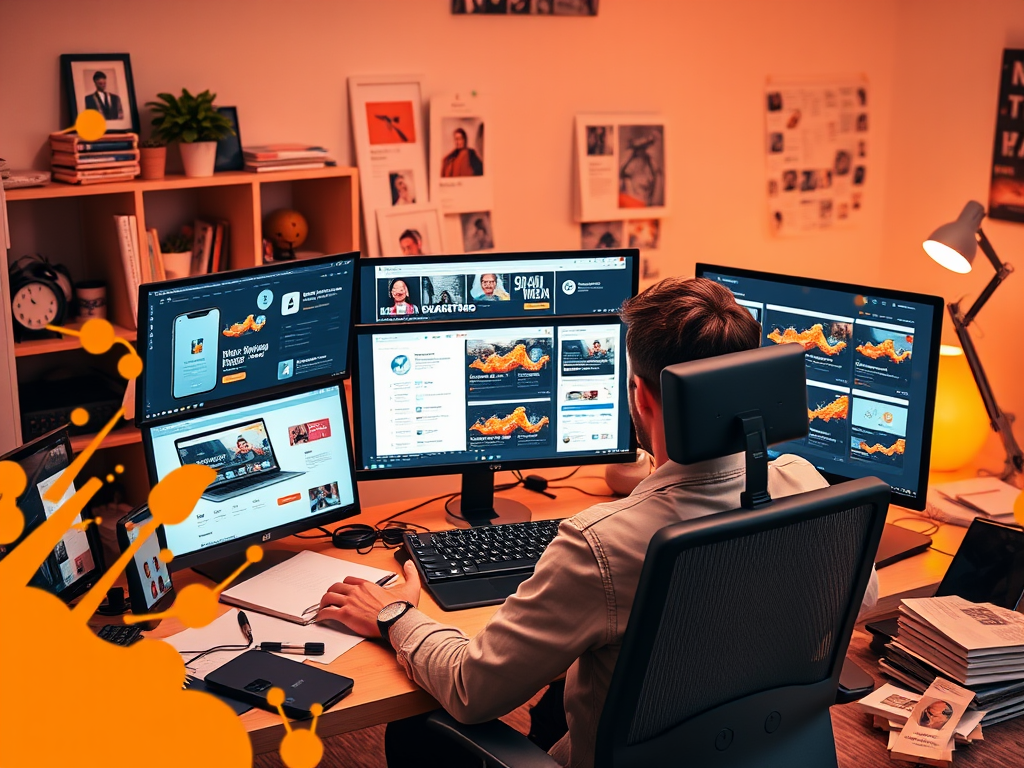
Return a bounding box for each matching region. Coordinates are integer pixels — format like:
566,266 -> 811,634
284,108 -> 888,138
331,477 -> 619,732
989,49 -> 1024,223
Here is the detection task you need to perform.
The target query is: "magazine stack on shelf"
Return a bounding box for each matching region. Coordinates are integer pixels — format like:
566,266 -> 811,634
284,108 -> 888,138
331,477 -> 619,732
242,144 -> 332,173
50,132 -> 140,184
880,595 -> 1024,728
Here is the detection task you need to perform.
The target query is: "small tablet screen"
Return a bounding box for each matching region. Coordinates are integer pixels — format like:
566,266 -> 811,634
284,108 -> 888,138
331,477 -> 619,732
938,520 -> 1024,610
124,509 -> 172,611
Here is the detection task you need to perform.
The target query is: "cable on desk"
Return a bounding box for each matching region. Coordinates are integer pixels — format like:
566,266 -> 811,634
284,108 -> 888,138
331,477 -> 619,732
548,484 -> 617,499
180,641 -> 251,671
888,517 -> 942,537
292,525 -> 334,539
928,545 -> 957,557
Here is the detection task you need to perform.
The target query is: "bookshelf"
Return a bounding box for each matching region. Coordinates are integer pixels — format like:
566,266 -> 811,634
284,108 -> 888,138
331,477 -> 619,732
1,166 -> 359,505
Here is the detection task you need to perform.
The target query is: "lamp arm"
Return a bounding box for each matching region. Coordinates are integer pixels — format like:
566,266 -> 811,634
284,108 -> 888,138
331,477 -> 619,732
949,303 -> 1024,481
962,229 -> 1014,327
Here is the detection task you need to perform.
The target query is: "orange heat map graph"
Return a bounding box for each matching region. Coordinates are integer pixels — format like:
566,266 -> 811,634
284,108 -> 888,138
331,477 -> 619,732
222,314 -> 266,337
808,395 -> 849,423
768,324 -> 846,356
855,338 -> 912,363
470,407 -> 550,436
469,344 -> 550,373
859,438 -> 906,456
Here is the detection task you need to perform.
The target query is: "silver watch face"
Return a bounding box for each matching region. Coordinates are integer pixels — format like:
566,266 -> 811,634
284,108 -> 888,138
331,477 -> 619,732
378,601 -> 408,624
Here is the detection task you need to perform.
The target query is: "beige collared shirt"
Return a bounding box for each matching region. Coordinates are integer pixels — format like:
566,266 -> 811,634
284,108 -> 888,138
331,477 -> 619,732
389,454 -> 879,768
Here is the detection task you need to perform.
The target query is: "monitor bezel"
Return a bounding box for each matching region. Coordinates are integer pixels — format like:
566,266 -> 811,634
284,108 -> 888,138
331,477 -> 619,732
141,382 -> 361,572
135,251 -> 360,428
352,314 -> 638,482
356,248 -> 639,324
0,426 -> 106,604
695,262 -> 945,511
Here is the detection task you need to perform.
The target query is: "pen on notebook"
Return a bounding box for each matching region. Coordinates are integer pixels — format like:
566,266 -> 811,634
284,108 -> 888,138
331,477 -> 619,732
257,642 -> 325,656
237,610 -> 253,644
300,572 -> 399,617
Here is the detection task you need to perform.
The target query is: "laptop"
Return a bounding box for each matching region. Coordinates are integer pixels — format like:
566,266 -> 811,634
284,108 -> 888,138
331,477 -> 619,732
174,416 -> 304,501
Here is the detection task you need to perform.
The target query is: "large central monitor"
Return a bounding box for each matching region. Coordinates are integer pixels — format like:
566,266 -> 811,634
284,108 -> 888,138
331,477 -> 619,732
696,263 -> 944,510
354,316 -> 636,523
137,253 -> 357,425
143,383 -> 358,578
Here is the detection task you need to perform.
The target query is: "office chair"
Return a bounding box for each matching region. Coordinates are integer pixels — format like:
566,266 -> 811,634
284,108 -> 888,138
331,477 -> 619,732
426,344 -> 890,767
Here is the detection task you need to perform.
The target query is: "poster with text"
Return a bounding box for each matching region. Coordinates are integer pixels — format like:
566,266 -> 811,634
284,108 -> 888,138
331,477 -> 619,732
431,92 -> 494,214
765,78 -> 868,236
989,49 -> 1024,223
575,114 -> 669,222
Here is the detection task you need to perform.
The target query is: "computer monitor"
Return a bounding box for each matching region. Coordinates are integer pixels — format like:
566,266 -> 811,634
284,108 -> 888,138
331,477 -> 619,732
696,263 -> 944,510
354,315 -> 636,524
143,383 -> 358,579
357,249 -> 638,324
0,427 -> 105,602
136,253 -> 357,426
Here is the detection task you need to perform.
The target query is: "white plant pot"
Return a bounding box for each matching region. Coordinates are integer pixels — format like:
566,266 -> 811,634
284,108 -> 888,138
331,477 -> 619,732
163,251 -> 192,280
179,141 -> 218,178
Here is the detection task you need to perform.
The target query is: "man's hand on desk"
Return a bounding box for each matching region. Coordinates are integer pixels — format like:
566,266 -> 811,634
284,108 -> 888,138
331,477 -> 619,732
316,560 -> 421,639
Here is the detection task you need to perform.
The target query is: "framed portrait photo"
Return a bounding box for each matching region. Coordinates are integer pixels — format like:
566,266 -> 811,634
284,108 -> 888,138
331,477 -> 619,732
61,53 -> 140,134
376,204 -> 446,258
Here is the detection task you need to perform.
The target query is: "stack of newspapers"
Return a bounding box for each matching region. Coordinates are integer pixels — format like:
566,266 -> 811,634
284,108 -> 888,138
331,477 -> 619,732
880,595 -> 1024,727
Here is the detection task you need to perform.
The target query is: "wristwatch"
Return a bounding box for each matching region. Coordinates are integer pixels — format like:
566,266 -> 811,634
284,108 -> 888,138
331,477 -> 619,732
377,601 -> 414,649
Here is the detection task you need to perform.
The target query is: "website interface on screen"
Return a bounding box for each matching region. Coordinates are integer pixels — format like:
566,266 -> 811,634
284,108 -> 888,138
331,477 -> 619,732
359,254 -> 633,324
357,320 -> 632,470
701,269 -> 937,502
125,510 -> 172,610
148,385 -> 355,557
141,257 -> 355,422
0,440 -> 96,597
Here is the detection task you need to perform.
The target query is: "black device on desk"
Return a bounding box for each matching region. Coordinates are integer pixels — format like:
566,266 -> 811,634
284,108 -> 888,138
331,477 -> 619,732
866,517 -> 1024,651
116,505 -> 175,617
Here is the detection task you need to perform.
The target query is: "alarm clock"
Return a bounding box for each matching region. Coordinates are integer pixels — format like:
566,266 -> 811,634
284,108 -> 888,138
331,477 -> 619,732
9,254 -> 72,341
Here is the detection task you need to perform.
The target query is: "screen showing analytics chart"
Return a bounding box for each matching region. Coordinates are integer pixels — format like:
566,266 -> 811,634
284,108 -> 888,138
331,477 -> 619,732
358,251 -> 637,324
146,385 -> 355,558
698,265 -> 942,504
355,318 -> 633,471
138,255 -> 356,423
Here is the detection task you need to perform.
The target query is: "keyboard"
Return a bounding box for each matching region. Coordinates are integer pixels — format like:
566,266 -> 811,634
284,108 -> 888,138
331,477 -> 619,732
96,624 -> 144,646
404,519 -> 564,611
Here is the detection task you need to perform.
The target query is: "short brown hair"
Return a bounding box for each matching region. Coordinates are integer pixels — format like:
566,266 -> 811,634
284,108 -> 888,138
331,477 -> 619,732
620,276 -> 762,394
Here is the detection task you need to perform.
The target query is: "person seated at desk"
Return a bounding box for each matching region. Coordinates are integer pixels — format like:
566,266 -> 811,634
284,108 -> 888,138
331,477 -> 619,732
316,276 -> 879,768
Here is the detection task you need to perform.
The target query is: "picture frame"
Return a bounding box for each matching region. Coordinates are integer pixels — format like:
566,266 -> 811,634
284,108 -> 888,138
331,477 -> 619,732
348,74 -> 429,256
376,204 -> 446,258
214,106 -> 244,172
60,53 -> 140,134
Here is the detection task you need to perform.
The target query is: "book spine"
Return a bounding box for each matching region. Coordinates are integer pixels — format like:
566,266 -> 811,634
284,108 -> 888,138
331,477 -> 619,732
114,215 -> 141,326
52,151 -> 140,164
149,227 -> 166,281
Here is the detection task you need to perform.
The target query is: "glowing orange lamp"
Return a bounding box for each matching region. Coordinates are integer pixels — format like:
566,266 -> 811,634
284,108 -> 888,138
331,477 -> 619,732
930,345 -> 989,471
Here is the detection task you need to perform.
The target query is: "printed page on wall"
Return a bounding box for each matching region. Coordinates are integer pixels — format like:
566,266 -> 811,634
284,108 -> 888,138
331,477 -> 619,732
765,79 -> 868,236
348,75 -> 430,256
430,92 -> 494,214
574,114 -> 669,222
989,49 -> 1024,223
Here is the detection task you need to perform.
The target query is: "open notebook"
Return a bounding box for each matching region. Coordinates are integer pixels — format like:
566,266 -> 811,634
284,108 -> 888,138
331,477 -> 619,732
220,550 -> 397,625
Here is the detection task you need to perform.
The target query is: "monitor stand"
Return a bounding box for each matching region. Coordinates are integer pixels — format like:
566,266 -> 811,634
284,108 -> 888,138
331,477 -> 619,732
192,548 -> 297,585
446,467 -> 531,528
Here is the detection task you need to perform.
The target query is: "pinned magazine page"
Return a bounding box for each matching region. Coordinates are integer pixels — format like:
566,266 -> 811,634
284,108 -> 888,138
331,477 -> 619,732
574,114 -> 669,222
376,204 -> 446,258
349,75 -> 429,256
430,92 -> 493,214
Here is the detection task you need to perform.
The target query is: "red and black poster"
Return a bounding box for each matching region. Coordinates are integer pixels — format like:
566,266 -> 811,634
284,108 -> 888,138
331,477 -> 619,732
989,48 -> 1024,223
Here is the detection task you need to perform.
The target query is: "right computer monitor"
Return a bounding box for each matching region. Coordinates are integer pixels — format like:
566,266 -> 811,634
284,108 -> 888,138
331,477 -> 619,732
697,263 -> 945,510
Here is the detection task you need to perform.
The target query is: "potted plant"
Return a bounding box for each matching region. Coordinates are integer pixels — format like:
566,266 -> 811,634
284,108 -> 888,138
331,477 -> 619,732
146,89 -> 234,178
161,226 -> 194,279
139,138 -> 166,180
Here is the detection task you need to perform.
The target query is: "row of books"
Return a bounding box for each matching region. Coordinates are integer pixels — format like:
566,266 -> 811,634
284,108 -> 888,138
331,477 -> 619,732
52,132 -> 140,185
243,144 -> 332,173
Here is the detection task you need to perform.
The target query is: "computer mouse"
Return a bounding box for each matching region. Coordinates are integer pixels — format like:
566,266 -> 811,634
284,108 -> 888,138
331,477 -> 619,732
393,547 -> 411,567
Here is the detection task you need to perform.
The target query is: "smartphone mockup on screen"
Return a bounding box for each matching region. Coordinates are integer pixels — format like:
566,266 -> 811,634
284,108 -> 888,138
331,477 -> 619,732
173,309 -> 220,399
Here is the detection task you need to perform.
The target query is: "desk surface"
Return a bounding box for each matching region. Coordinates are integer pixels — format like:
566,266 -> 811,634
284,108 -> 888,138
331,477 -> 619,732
148,473 -> 1011,758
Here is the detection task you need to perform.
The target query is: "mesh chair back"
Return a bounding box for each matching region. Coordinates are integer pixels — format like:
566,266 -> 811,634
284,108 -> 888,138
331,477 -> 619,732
596,477 -> 889,768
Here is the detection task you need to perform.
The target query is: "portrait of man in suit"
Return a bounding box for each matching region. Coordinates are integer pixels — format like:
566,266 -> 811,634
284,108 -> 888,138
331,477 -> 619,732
84,70 -> 123,120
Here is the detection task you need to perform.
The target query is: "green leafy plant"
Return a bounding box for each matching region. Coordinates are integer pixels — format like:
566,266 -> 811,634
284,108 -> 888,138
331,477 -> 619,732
145,89 -> 235,144
161,225 -> 193,253
139,138 -> 165,149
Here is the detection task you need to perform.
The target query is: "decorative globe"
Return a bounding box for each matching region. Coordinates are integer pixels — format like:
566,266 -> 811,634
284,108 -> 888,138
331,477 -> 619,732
930,345 -> 990,471
263,209 -> 308,249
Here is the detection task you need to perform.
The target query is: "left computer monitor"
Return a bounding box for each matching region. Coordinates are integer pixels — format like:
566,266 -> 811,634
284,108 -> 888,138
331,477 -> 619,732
143,383 -> 358,577
136,253 -> 358,426
0,427 -> 104,603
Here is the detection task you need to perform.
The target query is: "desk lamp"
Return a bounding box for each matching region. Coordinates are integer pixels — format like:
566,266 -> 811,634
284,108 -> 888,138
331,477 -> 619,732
923,200 -> 1022,481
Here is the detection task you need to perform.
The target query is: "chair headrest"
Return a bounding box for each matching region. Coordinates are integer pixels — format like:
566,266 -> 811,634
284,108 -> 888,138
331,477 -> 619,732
661,343 -> 809,465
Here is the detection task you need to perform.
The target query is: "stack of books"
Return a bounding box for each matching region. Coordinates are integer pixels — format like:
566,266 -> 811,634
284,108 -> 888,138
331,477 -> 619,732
242,144 -> 331,172
50,132 -> 140,184
880,595 -> 1024,727
190,218 -> 229,275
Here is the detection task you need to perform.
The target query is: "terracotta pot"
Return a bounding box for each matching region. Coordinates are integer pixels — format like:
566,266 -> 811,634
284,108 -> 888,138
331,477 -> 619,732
179,141 -> 218,178
139,146 -> 166,180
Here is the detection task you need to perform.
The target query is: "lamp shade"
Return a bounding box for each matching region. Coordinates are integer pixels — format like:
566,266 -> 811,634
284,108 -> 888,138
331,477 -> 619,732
923,201 -> 985,274
930,345 -> 989,471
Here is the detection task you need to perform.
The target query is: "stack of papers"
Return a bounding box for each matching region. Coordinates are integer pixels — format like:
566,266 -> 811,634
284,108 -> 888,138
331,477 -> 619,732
857,683 -> 985,747
880,595 -> 1024,726
925,477 -> 1019,527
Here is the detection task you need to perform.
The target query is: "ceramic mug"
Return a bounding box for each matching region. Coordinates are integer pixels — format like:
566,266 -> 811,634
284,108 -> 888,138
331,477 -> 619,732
76,280 -> 107,319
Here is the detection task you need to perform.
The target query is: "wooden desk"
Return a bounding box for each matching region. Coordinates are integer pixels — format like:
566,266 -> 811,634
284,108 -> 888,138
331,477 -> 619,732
148,476 -> 997,757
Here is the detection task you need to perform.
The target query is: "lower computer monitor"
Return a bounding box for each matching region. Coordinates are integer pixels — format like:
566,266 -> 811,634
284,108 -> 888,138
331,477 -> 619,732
0,426 -> 105,602
354,316 -> 636,524
143,383 -> 359,578
696,263 -> 945,510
